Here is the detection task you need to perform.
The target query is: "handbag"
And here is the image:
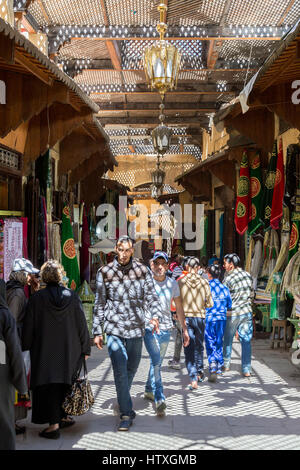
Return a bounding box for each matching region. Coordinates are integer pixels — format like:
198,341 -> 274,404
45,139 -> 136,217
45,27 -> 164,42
62,357 -> 94,416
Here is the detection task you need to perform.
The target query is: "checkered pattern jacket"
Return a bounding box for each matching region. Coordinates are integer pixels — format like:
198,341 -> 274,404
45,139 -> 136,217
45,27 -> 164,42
223,268 -> 253,317
92,257 -> 162,339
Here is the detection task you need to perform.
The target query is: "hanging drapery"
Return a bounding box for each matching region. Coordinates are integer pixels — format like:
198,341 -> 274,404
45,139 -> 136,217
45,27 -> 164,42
234,150 -> 250,235
248,152 -> 263,235
48,223 -> 62,263
21,217 -> 28,259
80,204 -> 90,283
261,140 -> 278,231
3,218 -> 23,281
61,205 -> 80,291
0,219 -> 4,279
270,137 -> 285,230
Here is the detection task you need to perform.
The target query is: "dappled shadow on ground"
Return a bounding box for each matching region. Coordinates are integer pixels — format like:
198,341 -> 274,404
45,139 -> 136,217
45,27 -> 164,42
16,338 -> 300,450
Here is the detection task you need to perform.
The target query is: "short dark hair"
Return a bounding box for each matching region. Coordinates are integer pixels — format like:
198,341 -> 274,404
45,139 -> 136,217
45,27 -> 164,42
224,253 -> 240,267
116,235 -> 134,247
182,256 -> 190,268
207,264 -> 221,279
187,257 -> 200,269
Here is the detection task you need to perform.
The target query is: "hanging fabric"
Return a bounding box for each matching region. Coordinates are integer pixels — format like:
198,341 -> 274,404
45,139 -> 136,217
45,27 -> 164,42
3,218 -> 23,281
270,137 -> 285,230
248,152 -> 263,235
260,140 -> 278,230
61,205 -> 80,291
234,150 -> 250,235
80,204 -> 91,283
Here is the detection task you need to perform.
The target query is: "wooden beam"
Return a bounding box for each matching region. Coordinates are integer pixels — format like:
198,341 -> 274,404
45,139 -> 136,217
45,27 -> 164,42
97,102 -> 217,111
227,107 -> 275,154
0,34 -> 14,64
36,0 -> 50,23
105,40 -> 122,71
23,104 -> 92,169
278,0 -> 297,25
59,131 -> 107,175
0,71 -> 70,138
14,49 -> 53,86
69,151 -> 106,185
97,116 -> 208,125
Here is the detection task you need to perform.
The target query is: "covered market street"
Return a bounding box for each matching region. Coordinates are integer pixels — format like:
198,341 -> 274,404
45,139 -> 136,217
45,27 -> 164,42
16,337 -> 300,451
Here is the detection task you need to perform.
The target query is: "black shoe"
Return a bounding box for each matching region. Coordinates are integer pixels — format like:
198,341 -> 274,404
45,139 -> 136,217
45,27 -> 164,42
59,418 -> 75,429
130,410 -> 136,420
118,417 -> 133,431
39,428 -> 60,439
15,424 -> 26,435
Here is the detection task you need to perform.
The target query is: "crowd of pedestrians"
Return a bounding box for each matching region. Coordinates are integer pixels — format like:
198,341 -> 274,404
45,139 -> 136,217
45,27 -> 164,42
0,236 -> 254,448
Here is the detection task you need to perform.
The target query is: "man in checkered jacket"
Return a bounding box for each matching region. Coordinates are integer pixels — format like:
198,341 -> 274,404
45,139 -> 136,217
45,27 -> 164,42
222,253 -> 254,377
93,236 -> 162,431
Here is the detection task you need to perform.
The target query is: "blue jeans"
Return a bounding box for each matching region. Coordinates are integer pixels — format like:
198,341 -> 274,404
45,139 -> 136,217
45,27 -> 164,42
107,335 -> 143,418
223,313 -> 253,374
143,328 -> 171,403
184,317 -> 205,381
205,319 -> 227,372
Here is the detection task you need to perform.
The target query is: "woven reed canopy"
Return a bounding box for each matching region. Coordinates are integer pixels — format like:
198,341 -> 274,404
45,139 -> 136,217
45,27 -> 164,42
13,0 -> 300,189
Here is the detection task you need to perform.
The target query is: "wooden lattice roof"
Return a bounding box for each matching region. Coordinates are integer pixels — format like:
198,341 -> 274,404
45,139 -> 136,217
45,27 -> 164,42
13,0 -> 300,163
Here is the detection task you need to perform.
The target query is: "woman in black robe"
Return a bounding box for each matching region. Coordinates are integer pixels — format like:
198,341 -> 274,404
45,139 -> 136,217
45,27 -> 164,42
0,279 -> 27,450
22,260 -> 91,439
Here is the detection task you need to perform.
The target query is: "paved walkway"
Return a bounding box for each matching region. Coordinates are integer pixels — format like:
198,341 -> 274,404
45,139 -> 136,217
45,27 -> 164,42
16,335 -> 300,450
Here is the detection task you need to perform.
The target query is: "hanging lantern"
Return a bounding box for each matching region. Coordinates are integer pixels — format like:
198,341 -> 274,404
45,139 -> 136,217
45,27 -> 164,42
143,2 -> 181,100
151,156 -> 166,188
152,104 -> 172,156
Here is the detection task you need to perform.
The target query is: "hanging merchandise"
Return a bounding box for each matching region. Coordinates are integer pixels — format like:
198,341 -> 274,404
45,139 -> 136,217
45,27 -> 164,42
78,280 -> 96,339
234,150 -> 250,235
248,152 -> 263,235
261,231 -> 270,278
199,215 -> 208,259
48,222 -> 62,263
270,137 -> 285,230
0,220 -> 4,279
251,236 -> 263,290
288,188 -> 300,261
245,236 -> 255,273
80,204 -> 91,283
265,205 -> 290,293
61,205 -> 80,291
261,140 -> 278,230
3,218 -> 23,281
270,272 -> 283,320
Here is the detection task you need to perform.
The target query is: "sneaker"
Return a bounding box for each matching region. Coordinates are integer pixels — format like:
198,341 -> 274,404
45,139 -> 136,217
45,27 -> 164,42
168,360 -> 180,370
156,400 -> 167,416
197,371 -> 205,382
144,392 -> 155,402
118,417 -> 133,431
130,410 -> 136,420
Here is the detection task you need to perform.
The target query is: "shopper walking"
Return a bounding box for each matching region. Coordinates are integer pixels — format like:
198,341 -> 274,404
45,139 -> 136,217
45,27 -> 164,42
168,256 -> 189,370
93,235 -> 162,431
178,257 -> 214,389
222,253 -> 253,377
205,264 -> 232,382
143,251 -> 189,415
22,260 -> 91,439
0,279 -> 27,450
6,258 -> 39,434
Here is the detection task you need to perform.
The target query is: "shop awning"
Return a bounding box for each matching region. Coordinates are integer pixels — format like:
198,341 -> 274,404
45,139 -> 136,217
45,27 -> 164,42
213,19 -> 300,139
0,17 -> 117,176
175,149 -> 237,200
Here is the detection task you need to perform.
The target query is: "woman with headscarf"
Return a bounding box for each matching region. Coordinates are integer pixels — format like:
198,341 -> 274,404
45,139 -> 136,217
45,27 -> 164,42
6,258 -> 39,433
0,279 -> 27,450
22,259 -> 91,439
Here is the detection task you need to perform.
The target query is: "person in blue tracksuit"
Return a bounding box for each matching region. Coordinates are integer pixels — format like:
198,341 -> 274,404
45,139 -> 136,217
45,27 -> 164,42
205,264 -> 232,382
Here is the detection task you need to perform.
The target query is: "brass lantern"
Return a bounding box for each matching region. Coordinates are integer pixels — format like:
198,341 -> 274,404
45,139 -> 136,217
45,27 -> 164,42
151,155 -> 165,199
152,104 -> 172,156
143,2 -> 181,100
